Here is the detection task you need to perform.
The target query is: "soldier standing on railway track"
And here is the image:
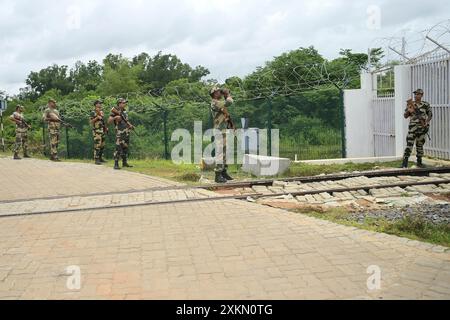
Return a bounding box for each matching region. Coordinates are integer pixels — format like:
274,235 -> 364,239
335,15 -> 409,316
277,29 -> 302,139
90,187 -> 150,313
90,100 -> 108,165
210,87 -> 235,183
402,89 -> 433,169
9,105 -> 31,160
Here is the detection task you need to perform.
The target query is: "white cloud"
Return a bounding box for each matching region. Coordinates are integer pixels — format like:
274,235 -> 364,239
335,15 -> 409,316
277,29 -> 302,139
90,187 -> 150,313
0,0 -> 448,94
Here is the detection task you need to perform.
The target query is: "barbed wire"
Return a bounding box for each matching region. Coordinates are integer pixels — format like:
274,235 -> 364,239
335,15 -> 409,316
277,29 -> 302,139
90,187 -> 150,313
30,57 -> 363,121
369,19 -> 450,70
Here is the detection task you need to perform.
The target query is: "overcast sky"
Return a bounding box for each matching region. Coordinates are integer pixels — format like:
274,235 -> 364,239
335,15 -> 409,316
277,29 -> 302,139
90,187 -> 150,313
0,0 -> 448,95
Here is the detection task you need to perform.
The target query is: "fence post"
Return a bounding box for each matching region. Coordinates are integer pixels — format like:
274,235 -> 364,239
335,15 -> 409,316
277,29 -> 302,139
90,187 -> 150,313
339,88 -> 347,158
0,110 -> 4,152
267,98 -> 273,156
66,126 -> 70,158
163,109 -> 169,160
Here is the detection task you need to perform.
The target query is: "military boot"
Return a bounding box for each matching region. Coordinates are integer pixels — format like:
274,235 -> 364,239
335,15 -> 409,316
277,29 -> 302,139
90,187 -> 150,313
99,151 -> 107,163
215,171 -> 227,184
114,160 -> 121,170
122,157 -> 133,168
417,157 -> 426,168
95,158 -> 102,165
13,152 -> 22,160
50,155 -> 61,162
222,170 -> 234,181
401,156 -> 409,168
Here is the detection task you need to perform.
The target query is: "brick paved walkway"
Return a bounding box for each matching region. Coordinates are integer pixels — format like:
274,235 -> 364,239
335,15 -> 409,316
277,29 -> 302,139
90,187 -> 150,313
0,158 -> 449,300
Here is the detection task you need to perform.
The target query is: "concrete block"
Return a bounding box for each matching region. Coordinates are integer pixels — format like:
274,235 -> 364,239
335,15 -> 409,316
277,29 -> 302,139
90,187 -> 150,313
242,154 -> 291,177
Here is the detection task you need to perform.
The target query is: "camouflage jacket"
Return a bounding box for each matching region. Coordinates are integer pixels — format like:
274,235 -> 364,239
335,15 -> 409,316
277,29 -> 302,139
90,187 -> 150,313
90,111 -> 106,133
11,112 -> 28,131
110,107 -> 130,132
210,97 -> 233,130
405,101 -> 433,127
43,108 -> 61,130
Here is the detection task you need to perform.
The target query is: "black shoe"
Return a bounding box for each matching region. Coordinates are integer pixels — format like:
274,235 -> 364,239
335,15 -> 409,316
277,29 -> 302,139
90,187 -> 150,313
114,160 -> 121,170
222,170 -> 234,181
417,157 -> 426,168
215,172 -> 227,184
122,160 -> 133,168
95,159 -> 102,165
99,152 -> 107,163
401,157 -> 409,168
13,153 -> 22,160
50,156 -> 61,162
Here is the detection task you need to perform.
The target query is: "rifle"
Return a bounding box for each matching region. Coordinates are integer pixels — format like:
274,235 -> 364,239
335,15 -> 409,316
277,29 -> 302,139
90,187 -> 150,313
59,119 -> 75,129
13,114 -> 32,129
407,99 -> 431,140
111,107 -> 139,136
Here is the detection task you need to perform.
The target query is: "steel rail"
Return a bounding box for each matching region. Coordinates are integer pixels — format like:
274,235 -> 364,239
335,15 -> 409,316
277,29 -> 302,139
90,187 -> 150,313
1,167 -> 449,205
1,178 -> 449,219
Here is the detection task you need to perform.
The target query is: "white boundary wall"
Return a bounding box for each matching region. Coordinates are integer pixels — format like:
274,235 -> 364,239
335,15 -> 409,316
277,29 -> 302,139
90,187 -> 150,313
345,65 -> 432,159
344,73 -> 374,158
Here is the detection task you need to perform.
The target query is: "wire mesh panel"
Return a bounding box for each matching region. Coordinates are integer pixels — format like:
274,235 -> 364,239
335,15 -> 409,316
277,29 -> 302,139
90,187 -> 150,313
411,54 -> 450,160
372,93 -> 396,157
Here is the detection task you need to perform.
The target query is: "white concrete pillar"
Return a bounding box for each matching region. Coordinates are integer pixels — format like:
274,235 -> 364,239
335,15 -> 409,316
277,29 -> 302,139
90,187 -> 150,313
394,65 -> 412,157
344,72 -> 374,158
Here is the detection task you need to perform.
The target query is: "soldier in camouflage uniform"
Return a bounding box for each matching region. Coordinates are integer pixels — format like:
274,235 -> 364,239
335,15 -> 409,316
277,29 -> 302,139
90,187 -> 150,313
90,100 -> 108,165
42,99 -> 62,162
210,87 -> 235,183
9,105 -> 31,160
402,89 -> 433,168
108,98 -> 134,170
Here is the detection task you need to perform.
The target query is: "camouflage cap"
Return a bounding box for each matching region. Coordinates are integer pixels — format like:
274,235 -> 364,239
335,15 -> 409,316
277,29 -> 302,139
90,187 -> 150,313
414,89 -> 424,95
117,98 -> 128,104
94,100 -> 103,106
210,86 -> 221,96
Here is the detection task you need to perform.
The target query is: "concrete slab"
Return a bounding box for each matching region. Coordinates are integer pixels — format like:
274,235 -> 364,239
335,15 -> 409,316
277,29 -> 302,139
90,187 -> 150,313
242,154 -> 291,177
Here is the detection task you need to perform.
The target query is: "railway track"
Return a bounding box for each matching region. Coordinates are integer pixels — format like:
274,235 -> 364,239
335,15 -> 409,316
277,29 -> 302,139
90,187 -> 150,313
2,167 -> 450,205
1,167 -> 450,218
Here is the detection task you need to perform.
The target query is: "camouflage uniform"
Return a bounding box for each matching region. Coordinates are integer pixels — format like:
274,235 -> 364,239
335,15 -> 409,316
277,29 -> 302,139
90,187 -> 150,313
111,107 -> 131,162
43,108 -> 61,159
403,100 -> 433,159
11,111 -> 29,156
210,96 -> 234,173
90,111 -> 106,161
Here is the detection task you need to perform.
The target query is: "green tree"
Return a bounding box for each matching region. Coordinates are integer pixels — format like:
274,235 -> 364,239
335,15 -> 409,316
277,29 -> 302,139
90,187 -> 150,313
25,64 -> 74,97
70,60 -> 103,92
97,60 -> 141,96
138,52 -> 210,90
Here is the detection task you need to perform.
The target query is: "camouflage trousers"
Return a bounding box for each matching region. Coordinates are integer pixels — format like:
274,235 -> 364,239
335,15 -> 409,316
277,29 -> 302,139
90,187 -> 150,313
214,130 -> 228,173
93,130 -> 106,160
14,129 -> 28,154
48,129 -> 60,157
113,129 -> 130,161
403,124 -> 428,158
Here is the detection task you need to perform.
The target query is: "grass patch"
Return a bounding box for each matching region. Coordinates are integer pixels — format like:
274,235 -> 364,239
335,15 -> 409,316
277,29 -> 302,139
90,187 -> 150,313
0,151 -> 405,184
284,161 -> 402,178
296,208 -> 450,248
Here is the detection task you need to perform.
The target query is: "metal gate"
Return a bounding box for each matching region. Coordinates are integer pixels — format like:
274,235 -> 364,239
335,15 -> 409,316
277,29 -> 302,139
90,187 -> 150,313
372,93 -> 396,157
411,53 -> 450,160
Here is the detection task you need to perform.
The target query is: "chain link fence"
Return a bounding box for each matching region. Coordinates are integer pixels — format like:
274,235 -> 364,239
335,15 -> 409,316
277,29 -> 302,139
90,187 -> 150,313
2,91 -> 344,162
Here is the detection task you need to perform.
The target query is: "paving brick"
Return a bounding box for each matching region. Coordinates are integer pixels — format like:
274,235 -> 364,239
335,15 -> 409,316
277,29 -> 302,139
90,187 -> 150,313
0,158 -> 449,300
